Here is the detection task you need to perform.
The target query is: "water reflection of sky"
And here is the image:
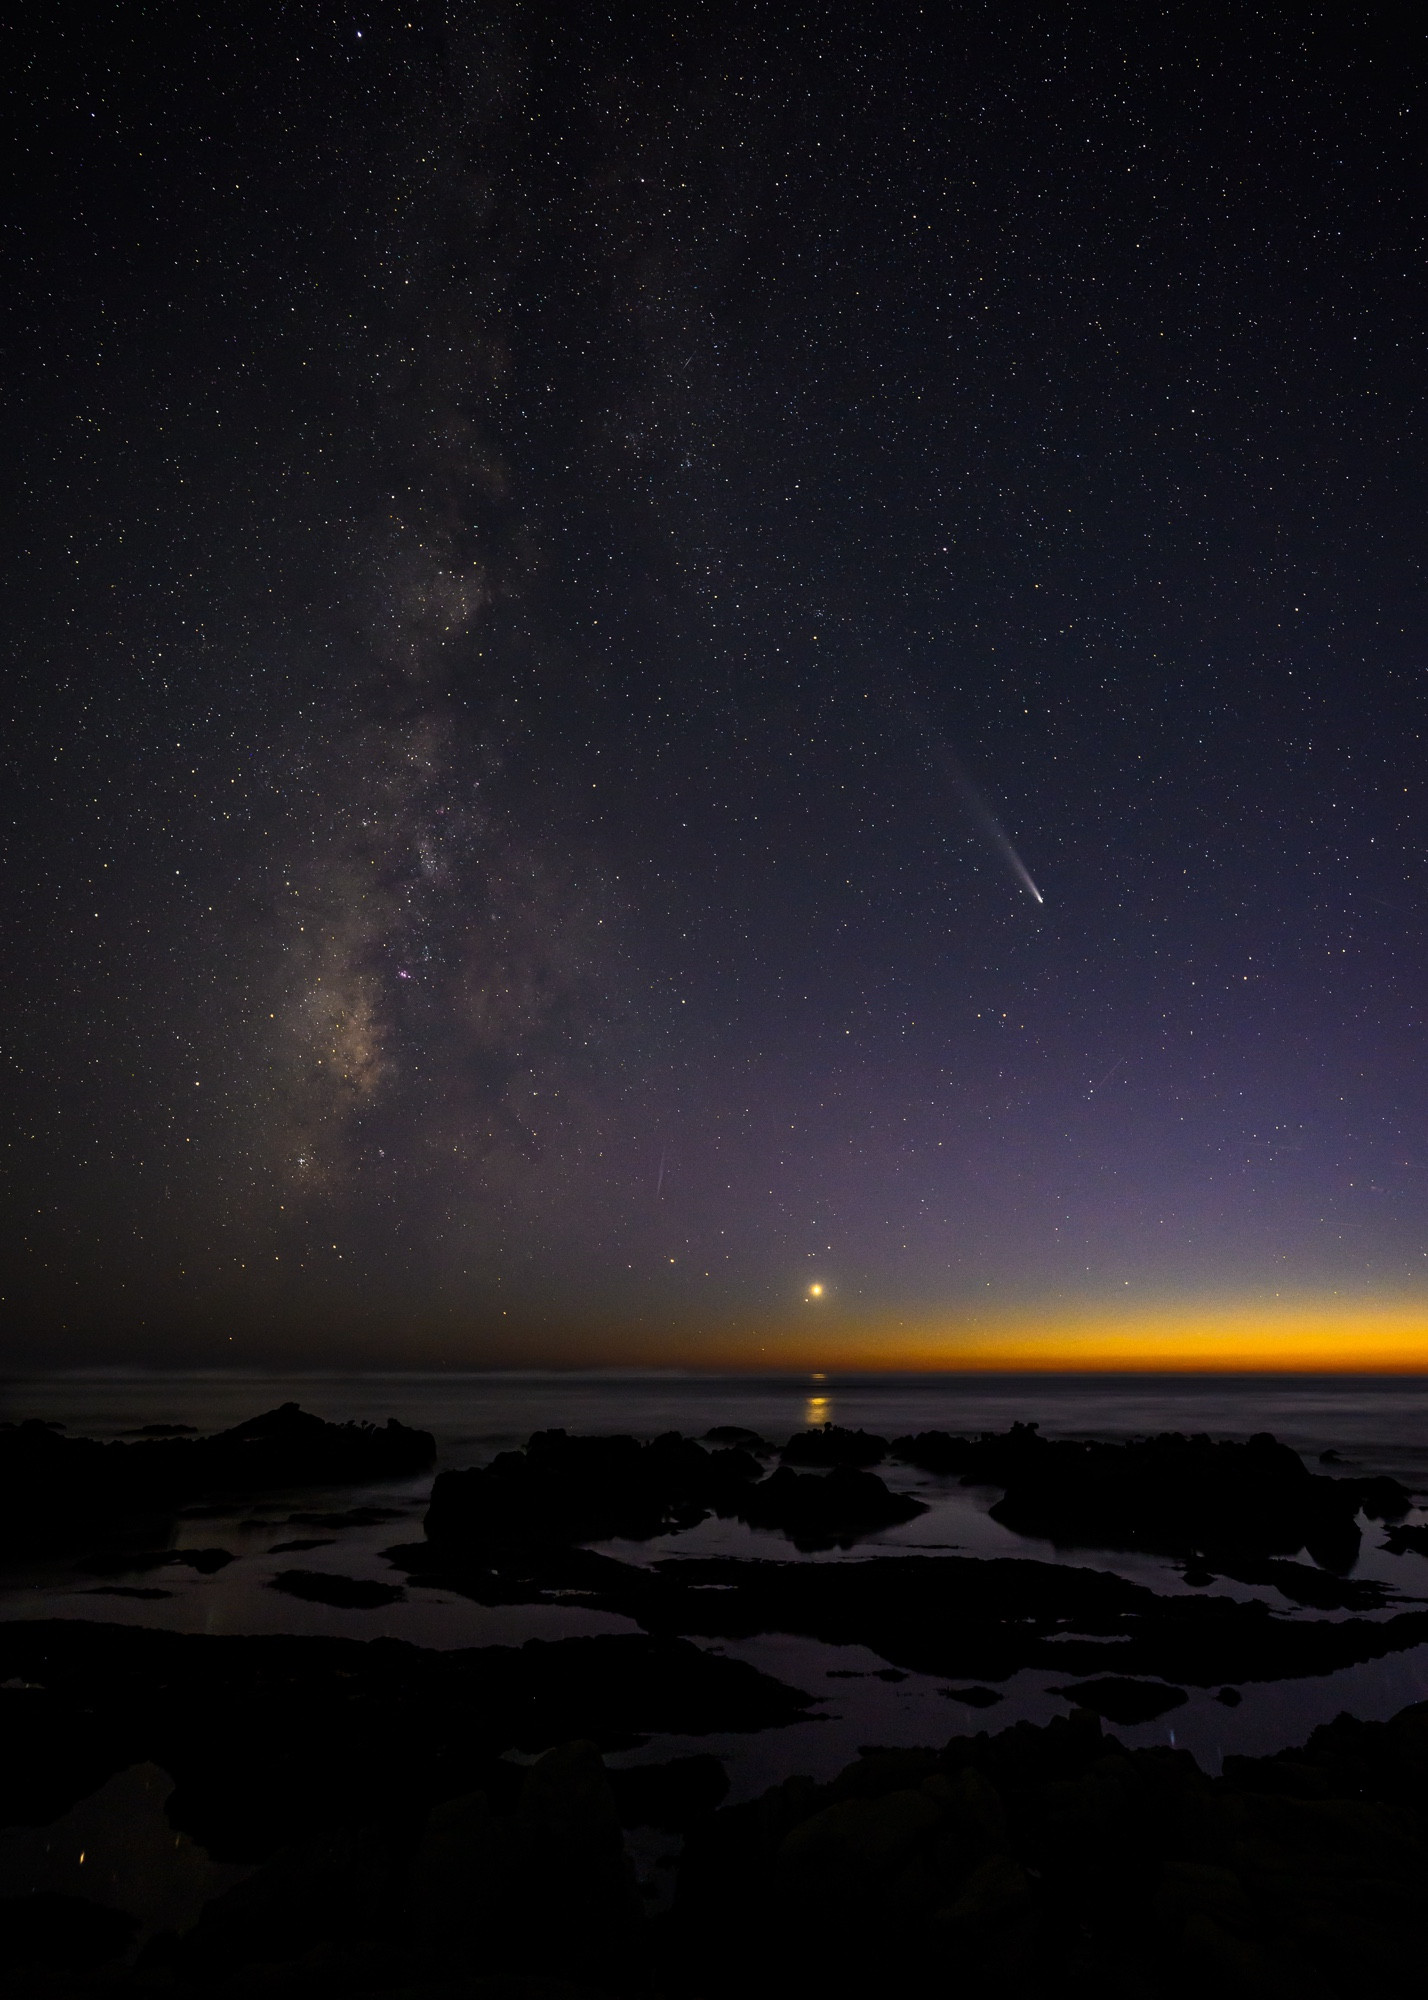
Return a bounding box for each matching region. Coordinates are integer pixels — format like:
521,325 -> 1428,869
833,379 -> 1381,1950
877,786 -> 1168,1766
6,1370 -> 1428,1809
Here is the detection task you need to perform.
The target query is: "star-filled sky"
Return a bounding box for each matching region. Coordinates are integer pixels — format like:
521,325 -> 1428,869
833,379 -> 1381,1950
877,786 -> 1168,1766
4,4 -> 1427,1368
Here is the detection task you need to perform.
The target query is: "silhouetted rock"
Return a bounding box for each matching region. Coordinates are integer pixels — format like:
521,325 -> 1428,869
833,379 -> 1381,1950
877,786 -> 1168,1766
268,1569 -> 407,1608
422,1430 -> 924,1560
1382,1521 -> 1428,1557
889,1422 -> 1410,1567
425,1431 -> 763,1554
780,1425 -> 889,1467
733,1462 -> 926,1550
1052,1677 -> 1188,1724
0,1403 -> 436,1559
941,1686 -> 1003,1707
702,1425 -> 767,1448
269,1536 -> 337,1553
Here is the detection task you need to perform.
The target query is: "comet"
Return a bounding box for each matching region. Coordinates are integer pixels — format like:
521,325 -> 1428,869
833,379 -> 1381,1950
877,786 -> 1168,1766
933,740 -> 1044,905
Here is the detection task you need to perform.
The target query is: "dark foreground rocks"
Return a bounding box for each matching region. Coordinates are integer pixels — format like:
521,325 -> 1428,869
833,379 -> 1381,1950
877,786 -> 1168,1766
423,1427 -> 925,1558
14,1690 -> 1428,1997
0,1620 -> 809,1855
0,1404 -> 436,1560
669,1700 -> 1428,1997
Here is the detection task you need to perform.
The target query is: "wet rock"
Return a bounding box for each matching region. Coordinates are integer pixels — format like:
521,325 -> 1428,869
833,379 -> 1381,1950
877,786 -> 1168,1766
267,1570 -> 407,1609
1051,1677 -> 1188,1724
780,1426 -> 889,1468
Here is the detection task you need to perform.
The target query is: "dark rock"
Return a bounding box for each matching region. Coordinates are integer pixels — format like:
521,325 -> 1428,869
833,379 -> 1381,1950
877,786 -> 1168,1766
1195,1554 -> 1391,1610
887,1422 -> 1410,1569
1052,1677 -> 1189,1724
267,1570 -> 407,1608
0,1685 -> 135,1825
408,1744 -> 647,1993
0,1621 -> 809,1863
0,1890 -> 136,1971
270,1536 -> 338,1553
174,1820 -> 402,1976
503,1549 -> 1428,1694
667,1697 -> 1428,1993
609,1755 -> 728,1830
1216,1686 -> 1243,1706
0,1403 -> 436,1559
780,1425 -> 889,1467
1382,1521 -> 1428,1557
127,1422 -> 198,1436
425,1431 -> 762,1553
420,1430 -> 917,1560
941,1686 -> 1003,1707
733,1462 -> 926,1550
702,1426 -> 767,1448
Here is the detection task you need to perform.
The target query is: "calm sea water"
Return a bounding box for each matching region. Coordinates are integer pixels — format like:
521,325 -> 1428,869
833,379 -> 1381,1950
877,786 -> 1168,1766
7,1368 -> 1428,1474
5,1369 -> 1428,1795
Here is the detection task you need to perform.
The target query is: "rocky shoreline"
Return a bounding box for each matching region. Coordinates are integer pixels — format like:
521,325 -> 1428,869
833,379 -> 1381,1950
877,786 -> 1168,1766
4,1407 -> 1428,1994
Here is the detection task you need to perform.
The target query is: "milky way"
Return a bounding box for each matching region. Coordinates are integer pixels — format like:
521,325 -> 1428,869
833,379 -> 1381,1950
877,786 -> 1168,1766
6,6 -> 1428,1362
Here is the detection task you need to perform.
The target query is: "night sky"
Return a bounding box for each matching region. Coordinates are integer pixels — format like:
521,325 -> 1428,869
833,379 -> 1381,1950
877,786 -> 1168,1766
5,4 -> 1427,1369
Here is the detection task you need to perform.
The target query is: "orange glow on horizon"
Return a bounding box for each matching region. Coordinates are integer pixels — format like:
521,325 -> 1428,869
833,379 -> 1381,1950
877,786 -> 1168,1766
582,1297 -> 1428,1375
